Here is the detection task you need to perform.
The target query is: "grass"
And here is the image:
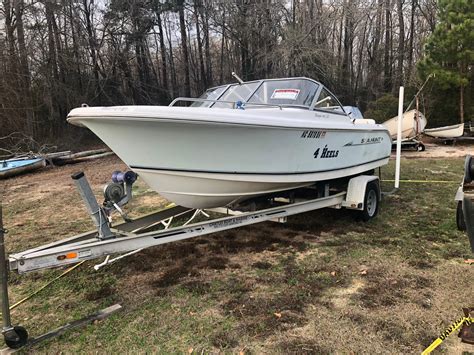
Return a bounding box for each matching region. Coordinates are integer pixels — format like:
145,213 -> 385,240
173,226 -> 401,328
1,156 -> 473,353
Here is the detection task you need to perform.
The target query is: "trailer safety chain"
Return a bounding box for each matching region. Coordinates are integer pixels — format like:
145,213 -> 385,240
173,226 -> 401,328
422,315 -> 474,354
0,260 -> 84,316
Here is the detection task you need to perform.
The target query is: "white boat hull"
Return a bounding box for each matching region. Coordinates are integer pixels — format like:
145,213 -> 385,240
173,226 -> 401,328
382,110 -> 427,139
68,106 -> 392,208
424,123 -> 464,138
134,158 -> 389,208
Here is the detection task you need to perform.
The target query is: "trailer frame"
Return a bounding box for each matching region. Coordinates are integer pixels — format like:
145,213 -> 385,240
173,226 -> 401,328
0,171 -> 381,348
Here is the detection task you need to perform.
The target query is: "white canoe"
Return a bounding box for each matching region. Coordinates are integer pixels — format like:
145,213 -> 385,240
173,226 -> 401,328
424,123 -> 464,138
382,110 -> 427,140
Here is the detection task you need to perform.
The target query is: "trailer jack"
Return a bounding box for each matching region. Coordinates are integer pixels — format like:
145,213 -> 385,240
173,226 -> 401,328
0,208 -> 28,349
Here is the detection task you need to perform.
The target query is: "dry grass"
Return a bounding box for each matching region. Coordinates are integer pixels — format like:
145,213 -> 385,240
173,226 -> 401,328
0,154 -> 473,353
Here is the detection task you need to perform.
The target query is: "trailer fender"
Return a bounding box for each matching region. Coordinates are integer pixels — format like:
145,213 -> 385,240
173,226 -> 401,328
342,175 -> 380,211
455,185 -> 464,202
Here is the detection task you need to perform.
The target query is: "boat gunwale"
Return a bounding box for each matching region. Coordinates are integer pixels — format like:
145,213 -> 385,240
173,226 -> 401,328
67,114 -> 391,133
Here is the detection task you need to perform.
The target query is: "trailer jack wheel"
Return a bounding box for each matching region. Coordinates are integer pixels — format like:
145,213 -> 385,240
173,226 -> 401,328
358,182 -> 379,221
4,326 -> 28,349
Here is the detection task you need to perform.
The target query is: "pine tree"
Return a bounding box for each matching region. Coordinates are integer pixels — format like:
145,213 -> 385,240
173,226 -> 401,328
418,0 -> 474,123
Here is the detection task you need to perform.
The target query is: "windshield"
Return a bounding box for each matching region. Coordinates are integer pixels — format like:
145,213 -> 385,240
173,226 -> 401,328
188,78 -> 325,110
248,79 -> 319,107
191,86 -> 227,107
213,82 -> 260,108
314,88 -> 345,113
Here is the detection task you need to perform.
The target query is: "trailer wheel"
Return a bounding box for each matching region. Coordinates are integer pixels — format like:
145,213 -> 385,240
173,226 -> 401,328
4,326 -> 28,349
358,182 -> 379,221
456,201 -> 466,231
416,143 -> 425,152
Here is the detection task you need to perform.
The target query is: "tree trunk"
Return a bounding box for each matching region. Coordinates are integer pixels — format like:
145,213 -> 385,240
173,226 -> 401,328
69,2 -> 83,91
220,8 -> 226,83
194,0 -> 206,91
395,0 -> 404,90
406,0 -> 417,83
384,0 -> 392,91
354,19 -> 368,96
156,12 -> 168,97
15,0 -> 30,88
165,17 -> 178,98
341,0 -> 354,101
237,1 -> 251,80
51,9 -> 66,85
200,0 -> 212,86
178,0 -> 191,97
336,6 -> 344,79
82,0 -> 100,91
4,0 -> 18,78
367,0 -> 383,99
14,0 -> 35,136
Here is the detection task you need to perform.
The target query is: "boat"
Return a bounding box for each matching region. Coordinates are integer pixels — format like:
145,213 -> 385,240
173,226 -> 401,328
67,77 -> 392,209
0,157 -> 46,179
424,123 -> 464,138
382,109 -> 427,140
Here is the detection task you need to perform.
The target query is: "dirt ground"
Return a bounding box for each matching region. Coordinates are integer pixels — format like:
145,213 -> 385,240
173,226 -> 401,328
392,137 -> 474,159
0,143 -> 473,353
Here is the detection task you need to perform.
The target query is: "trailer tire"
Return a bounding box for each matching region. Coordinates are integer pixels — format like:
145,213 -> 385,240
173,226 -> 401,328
357,181 -> 380,221
456,201 -> 466,231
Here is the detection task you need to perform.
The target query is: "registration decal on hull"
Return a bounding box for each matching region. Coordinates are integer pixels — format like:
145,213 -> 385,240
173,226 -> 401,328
301,130 -> 326,139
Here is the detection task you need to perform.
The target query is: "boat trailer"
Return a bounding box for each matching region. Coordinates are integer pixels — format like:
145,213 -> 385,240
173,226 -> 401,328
391,138 -> 426,152
0,170 -> 382,349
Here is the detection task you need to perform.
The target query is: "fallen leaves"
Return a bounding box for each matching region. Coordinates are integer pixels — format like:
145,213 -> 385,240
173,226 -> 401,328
358,265 -> 368,275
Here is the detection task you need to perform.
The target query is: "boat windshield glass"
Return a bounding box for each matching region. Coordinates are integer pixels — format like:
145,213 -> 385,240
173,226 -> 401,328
248,79 -> 319,107
314,88 -> 344,113
189,78 -> 322,109
212,82 -> 260,108
191,86 -> 227,107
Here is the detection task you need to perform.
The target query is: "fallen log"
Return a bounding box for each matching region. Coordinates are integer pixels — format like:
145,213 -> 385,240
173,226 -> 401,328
53,151 -> 114,165
41,151 -> 71,160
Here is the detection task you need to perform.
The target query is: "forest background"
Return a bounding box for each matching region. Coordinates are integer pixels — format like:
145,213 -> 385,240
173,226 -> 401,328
0,0 -> 473,149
